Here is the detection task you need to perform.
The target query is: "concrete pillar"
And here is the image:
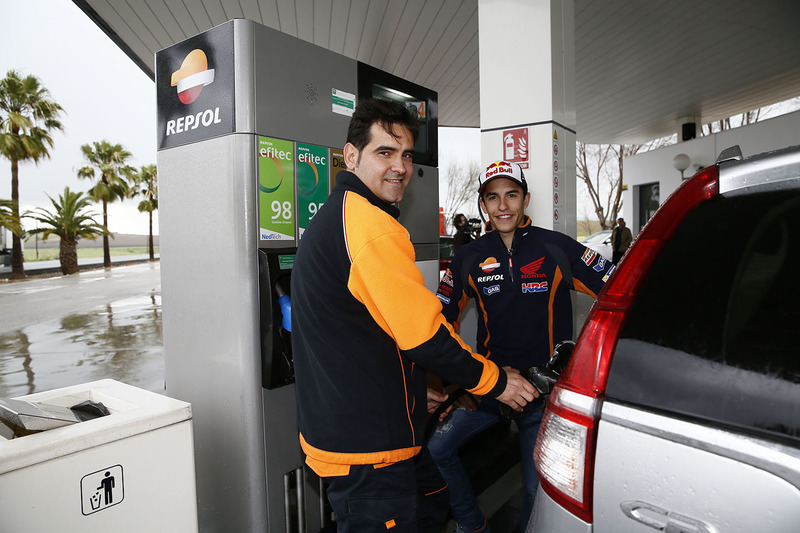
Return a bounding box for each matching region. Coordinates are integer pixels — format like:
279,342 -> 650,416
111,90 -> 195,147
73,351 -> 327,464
479,0 -> 576,237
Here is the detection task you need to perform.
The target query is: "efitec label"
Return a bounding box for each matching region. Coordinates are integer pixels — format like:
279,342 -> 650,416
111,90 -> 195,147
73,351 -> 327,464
258,137 -> 295,241
297,143 -> 329,238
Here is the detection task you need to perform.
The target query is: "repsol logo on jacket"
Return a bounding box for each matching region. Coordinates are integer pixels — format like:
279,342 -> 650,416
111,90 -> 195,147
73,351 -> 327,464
477,274 -> 504,283
522,282 -> 548,293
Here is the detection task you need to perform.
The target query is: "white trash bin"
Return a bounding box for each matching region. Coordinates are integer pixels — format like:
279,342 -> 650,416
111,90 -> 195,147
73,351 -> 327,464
0,379 -> 198,532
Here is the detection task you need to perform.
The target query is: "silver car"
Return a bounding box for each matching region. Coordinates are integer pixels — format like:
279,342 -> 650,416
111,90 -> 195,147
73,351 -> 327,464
528,144 -> 800,532
580,230 -> 612,261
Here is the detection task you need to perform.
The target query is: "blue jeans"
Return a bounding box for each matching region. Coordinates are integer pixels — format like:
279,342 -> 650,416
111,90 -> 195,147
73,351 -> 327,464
428,400 -> 544,532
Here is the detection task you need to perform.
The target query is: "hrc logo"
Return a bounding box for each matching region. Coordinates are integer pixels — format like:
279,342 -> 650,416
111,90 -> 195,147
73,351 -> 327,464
522,282 -> 548,293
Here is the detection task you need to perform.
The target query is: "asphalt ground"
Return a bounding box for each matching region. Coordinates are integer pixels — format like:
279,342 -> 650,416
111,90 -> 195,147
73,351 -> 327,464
0,259 -> 164,399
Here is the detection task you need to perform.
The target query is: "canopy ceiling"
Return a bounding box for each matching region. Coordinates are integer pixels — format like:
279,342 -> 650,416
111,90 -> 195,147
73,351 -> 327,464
75,0 -> 800,143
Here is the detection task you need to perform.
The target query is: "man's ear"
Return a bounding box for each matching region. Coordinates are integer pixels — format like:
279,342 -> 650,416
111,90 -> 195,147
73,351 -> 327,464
343,143 -> 359,171
523,192 -> 531,209
479,197 -> 487,214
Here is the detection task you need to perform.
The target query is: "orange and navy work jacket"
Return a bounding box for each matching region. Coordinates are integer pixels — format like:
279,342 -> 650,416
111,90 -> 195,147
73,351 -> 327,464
291,171 -> 505,477
436,217 -> 613,369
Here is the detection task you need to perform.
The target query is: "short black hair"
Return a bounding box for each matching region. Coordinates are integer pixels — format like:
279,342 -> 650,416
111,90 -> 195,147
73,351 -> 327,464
346,98 -> 419,152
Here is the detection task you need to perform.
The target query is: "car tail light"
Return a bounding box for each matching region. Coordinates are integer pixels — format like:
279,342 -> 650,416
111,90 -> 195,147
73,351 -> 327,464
534,166 -> 719,523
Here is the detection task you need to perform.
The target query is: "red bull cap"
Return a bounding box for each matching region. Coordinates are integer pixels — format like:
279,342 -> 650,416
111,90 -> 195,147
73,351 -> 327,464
478,161 -> 527,194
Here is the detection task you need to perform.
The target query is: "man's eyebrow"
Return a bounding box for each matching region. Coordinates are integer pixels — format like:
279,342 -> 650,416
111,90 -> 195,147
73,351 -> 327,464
372,145 -> 415,156
372,144 -> 401,153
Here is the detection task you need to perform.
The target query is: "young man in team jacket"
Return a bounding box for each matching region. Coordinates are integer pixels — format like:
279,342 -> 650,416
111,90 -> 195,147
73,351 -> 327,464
429,161 -> 614,532
291,100 -> 537,533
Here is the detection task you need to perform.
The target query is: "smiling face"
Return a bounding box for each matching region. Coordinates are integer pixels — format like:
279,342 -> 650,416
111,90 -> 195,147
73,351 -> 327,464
344,122 -> 415,204
480,177 -> 530,248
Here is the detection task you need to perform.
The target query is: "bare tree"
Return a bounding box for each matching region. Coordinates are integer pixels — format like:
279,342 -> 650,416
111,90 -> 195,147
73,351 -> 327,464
579,98 -> 800,232
577,140 -> 670,230
442,159 -> 481,233
576,142 -> 618,230
701,97 -> 800,135
702,109 -> 762,135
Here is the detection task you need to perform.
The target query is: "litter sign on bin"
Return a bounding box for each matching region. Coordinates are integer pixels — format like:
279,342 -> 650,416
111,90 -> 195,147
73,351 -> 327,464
81,464 -> 124,515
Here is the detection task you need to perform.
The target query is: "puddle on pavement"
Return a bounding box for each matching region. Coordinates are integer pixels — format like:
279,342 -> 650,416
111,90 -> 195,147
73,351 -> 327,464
0,291 -> 164,398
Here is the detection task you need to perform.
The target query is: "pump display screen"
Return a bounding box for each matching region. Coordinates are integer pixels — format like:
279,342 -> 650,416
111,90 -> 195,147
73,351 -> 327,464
358,63 -> 438,168
371,84 -> 430,160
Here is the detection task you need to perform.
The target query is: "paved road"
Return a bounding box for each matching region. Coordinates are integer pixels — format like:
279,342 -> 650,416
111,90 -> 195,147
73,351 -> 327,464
0,262 -> 164,399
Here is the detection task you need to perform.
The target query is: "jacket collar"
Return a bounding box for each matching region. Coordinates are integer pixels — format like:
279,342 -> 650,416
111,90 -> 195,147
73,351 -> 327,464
334,170 -> 400,219
484,215 -> 532,249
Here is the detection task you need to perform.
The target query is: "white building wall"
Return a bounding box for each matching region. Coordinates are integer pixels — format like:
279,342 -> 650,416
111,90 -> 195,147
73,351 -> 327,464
622,110 -> 800,235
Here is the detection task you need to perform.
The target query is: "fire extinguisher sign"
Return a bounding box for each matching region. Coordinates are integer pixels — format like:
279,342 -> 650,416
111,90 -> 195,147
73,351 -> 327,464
501,128 -> 529,169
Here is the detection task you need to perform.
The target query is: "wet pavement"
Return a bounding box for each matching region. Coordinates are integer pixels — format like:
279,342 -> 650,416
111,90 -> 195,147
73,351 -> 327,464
0,261 -> 164,399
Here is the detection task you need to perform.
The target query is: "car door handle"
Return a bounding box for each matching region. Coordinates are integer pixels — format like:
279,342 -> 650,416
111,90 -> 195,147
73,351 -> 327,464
620,500 -> 718,533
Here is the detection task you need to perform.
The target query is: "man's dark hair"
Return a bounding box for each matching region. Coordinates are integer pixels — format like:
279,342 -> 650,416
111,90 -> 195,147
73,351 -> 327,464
347,98 -> 420,152
453,213 -> 467,227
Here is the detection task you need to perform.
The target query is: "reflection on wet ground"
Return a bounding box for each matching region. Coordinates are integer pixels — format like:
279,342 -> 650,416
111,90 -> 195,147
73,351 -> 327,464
0,291 -> 164,398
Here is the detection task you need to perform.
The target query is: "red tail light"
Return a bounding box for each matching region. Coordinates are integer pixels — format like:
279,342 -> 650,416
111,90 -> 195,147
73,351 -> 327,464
534,166 -> 719,523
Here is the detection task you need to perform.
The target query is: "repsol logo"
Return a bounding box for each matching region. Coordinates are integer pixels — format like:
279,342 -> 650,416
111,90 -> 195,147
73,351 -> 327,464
477,274 -> 504,283
165,107 -> 222,136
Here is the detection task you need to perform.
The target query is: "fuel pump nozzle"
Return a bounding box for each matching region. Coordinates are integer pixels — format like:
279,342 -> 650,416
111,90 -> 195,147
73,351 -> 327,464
274,282 -> 292,332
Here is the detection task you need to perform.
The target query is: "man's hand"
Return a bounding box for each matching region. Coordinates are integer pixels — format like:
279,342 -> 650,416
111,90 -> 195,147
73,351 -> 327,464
427,387 -> 453,422
445,383 -> 479,411
496,366 -> 539,412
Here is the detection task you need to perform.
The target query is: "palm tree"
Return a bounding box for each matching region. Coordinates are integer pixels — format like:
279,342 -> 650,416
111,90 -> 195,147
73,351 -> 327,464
0,198 -> 23,237
25,187 -> 106,275
77,140 -> 135,268
131,164 -> 158,261
0,70 -> 65,279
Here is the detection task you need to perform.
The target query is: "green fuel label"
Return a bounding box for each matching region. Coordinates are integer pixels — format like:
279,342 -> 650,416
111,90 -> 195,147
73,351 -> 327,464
297,143 -> 329,238
258,137 -> 295,242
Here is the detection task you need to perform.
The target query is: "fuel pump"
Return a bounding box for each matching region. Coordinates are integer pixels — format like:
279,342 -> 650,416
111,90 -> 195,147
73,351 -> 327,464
156,19 -> 439,532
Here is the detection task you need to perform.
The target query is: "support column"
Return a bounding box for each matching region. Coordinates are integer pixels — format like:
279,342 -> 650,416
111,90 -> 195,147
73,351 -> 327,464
479,0 -> 576,237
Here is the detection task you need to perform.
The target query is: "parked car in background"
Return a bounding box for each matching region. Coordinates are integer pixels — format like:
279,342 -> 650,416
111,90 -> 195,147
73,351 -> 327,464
580,230 -> 612,261
529,144 -> 800,532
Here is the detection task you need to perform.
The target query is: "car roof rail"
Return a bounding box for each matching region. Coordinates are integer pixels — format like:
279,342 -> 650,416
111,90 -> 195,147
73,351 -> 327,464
717,145 -> 743,164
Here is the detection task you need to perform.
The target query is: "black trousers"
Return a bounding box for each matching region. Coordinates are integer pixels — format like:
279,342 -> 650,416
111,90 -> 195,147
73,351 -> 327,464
326,448 -> 449,532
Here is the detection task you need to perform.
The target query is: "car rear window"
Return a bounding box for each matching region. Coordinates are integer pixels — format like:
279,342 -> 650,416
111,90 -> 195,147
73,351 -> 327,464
606,186 -> 800,445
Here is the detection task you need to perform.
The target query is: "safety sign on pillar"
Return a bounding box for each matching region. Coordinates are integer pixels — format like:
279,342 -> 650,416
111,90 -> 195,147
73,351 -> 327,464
552,127 -> 562,231
502,127 -> 529,169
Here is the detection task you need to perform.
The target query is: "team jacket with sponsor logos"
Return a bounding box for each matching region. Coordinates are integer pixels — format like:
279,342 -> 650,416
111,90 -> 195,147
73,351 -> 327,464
291,171 -> 506,477
436,216 -> 613,369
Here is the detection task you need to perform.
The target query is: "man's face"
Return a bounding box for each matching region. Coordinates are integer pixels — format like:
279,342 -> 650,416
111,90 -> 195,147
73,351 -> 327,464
479,178 -> 530,237
618,219 -> 625,228
344,123 -> 414,204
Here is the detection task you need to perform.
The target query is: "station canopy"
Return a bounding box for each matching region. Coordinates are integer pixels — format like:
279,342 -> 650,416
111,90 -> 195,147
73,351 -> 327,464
75,0 -> 800,144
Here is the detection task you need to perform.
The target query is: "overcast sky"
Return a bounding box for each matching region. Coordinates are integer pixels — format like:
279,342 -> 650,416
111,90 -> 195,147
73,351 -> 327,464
1,0 -> 479,236
1,0 -> 157,235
